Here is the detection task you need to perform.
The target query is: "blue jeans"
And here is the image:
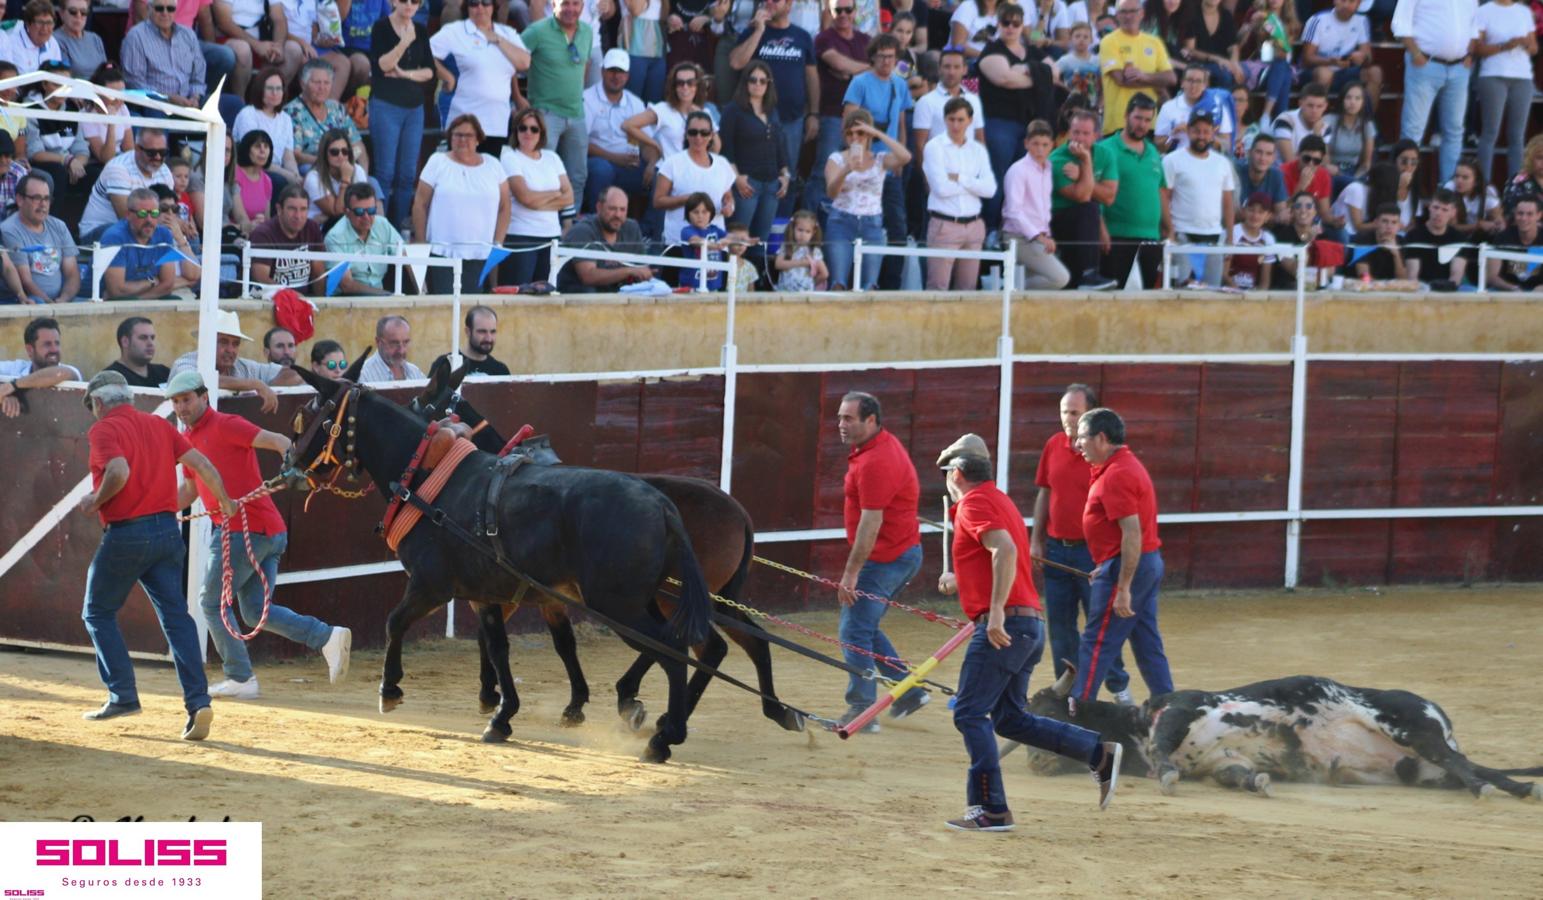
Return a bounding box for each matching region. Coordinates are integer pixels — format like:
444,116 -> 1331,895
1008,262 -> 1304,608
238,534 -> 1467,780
538,109 -> 588,219
370,97 -> 426,229
983,117 -> 1026,231
585,155 -> 647,215
1042,539 -> 1127,692
878,171 -> 907,289
730,176 -> 781,241
802,115 -> 845,214
1259,58 -> 1293,116
777,114 -> 805,218
1076,550 -> 1173,702
81,513 -> 209,713
499,234 -> 557,285
1401,55 -> 1470,184
200,529 -> 331,683
202,41 -> 234,96
839,543 -> 922,708
627,56 -> 666,104
953,616 -> 1102,813
824,207 -> 883,291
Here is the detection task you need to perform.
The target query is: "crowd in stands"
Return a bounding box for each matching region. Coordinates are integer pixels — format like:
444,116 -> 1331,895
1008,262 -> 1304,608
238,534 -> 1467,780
0,0 -> 1537,299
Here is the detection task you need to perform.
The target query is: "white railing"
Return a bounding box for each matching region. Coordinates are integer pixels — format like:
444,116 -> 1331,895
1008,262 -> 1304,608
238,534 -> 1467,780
1476,246 -> 1543,293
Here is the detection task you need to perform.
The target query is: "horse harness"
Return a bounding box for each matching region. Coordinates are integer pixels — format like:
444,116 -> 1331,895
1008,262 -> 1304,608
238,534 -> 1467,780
288,383 -> 373,510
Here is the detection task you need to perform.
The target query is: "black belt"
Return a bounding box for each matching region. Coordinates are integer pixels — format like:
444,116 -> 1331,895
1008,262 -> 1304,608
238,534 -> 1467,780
1431,56 -> 1467,66
104,511 -> 174,530
973,607 -> 1043,624
930,212 -> 979,225
1050,537 -> 1085,547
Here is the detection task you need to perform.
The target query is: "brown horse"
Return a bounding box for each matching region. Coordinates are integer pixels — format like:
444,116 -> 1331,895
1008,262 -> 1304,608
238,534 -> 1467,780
411,360 -> 806,734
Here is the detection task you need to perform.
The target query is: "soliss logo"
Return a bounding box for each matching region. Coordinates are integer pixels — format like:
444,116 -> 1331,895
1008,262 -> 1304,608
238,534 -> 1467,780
34,840 -> 228,866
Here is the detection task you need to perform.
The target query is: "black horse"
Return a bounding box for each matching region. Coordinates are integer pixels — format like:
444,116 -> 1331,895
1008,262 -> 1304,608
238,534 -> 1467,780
283,365 -> 715,763
409,359 -> 806,735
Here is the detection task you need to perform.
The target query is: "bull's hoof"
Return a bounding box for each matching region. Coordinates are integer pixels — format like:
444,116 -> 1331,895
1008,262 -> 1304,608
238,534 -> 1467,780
481,721 -> 512,743
1159,769 -> 1180,796
1477,783 -> 1498,800
1251,773 -> 1273,798
780,708 -> 807,733
479,692 -> 500,716
560,706 -> 586,727
641,737 -> 672,764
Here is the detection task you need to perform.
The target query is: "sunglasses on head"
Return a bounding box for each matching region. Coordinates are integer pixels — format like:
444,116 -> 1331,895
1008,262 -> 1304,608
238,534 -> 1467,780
686,128 -> 712,137
325,358 -> 349,370
348,206 -> 376,216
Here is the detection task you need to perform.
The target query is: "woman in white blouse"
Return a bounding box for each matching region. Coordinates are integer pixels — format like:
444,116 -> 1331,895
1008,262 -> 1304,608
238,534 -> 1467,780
500,107 -> 573,286
653,110 -> 738,243
949,0 -> 1000,60
623,61 -> 713,182
430,2 -> 530,154
1473,0 -> 1538,181
412,114 -> 512,294
823,108 -> 910,291
232,67 -> 302,190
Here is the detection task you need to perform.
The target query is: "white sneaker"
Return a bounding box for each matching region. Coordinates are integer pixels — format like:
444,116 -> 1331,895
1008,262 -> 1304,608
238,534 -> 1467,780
321,627 -> 352,684
209,678 -> 260,700
1113,689 -> 1135,707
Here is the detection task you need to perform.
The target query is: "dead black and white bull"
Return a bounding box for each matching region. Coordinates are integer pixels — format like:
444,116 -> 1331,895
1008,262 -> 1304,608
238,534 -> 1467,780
1017,664 -> 1543,801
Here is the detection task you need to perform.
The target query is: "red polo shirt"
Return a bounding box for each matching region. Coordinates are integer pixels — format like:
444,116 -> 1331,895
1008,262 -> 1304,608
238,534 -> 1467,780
1082,445 -> 1162,565
1033,431 -> 1091,540
183,407 -> 287,535
1282,159 -> 1331,201
950,481 -> 1040,619
844,428 -> 920,563
88,404 -> 192,525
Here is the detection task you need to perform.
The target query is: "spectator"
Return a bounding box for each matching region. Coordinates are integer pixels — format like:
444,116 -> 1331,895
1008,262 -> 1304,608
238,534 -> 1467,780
1,0 -> 65,75
0,132 -> 26,216
522,0 -> 592,218
806,0 -> 871,212
729,0 -> 819,187
99,188 -> 196,300
1300,0 -> 1382,104
309,338 -> 347,379
1098,93 -> 1168,289
80,128 -> 173,243
1050,108 -> 1118,289
1235,0 -> 1296,124
624,61 -> 712,204
1351,202 -> 1408,281
1281,134 -> 1333,223
720,61 -> 791,244
170,309 -> 301,411
137,0 -> 241,98
284,59 -> 367,171
0,63 -> 26,164
166,157 -> 200,238
1155,65 -> 1233,153
1393,0 -> 1476,185
679,192 -> 728,289
149,185 -> 200,281
1501,136 -> 1543,217
1390,138 -> 1426,231
558,186 -> 653,292
712,0 -> 759,103
278,0 -> 360,100
913,47 -> 984,161
249,183 -> 323,290
1053,0 -> 1107,53
432,305 -> 511,375
121,0 -> 208,107
1403,188 -> 1467,287
368,0 -> 433,230
844,33 -> 912,287
431,0 -> 530,156
0,316 -> 76,417
330,0 -> 381,99
1022,0 -> 1066,50
211,0 -> 305,100
233,130 -> 275,229
1486,194 -> 1543,291
234,68 -> 302,189
55,0 -> 107,79
1445,157 -> 1505,239
1271,81 -> 1328,163
1002,119 -> 1069,290
774,207 -> 828,291
1321,80 -> 1374,193
1179,0 -> 1241,89
2,172 -> 80,304
412,114 -> 511,295
262,326 -> 296,365
584,51 -> 647,213
1333,159 -> 1393,239
499,107 -> 572,286
360,314 -> 425,382
324,182 -> 404,294
921,97 -> 994,290
824,109 -> 907,290
21,70 -> 94,197
978,5 -> 1040,231
1473,0 -> 1536,184
83,65 -> 135,166
1141,0 -> 1184,60
303,127 -> 369,225
949,0 -> 1000,61
1234,134 -> 1287,224
1224,191 -> 1276,290
1052,22 -> 1101,104
1162,110 -> 1236,286
105,316 -> 170,388
532,0 -> 604,88
1273,189 -> 1333,288
1098,0 -> 1174,136
654,110 -> 738,244
621,0 -> 667,102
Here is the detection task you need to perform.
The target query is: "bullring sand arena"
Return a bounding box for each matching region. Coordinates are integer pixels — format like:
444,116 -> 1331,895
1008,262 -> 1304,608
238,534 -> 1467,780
5,585 -> 1543,897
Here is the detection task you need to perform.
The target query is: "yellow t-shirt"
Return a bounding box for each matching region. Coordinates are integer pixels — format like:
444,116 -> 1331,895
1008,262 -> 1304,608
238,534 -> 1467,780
1099,30 -> 1172,135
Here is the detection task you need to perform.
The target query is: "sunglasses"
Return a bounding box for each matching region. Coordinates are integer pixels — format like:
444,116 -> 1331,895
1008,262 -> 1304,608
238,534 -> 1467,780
676,77 -> 698,86
567,41 -> 580,64
999,19 -> 1022,26
1299,155 -> 1322,165
686,128 -> 712,137
324,358 -> 349,370
1292,201 -> 1316,209
151,4 -> 176,11
141,147 -> 167,159
833,5 -> 853,13
517,123 -> 542,134
466,0 -> 493,6
20,192 -> 50,202
746,76 -> 768,85
64,6 -> 87,14
348,206 -> 377,216
328,145 -> 352,157
130,208 -> 158,219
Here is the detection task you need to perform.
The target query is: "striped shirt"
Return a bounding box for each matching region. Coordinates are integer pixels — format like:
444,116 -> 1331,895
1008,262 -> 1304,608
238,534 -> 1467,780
120,21 -> 207,101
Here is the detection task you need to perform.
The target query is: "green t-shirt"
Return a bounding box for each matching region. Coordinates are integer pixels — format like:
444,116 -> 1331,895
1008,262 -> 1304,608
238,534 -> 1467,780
1048,139 -> 1118,212
520,17 -> 592,120
1098,130 -> 1167,239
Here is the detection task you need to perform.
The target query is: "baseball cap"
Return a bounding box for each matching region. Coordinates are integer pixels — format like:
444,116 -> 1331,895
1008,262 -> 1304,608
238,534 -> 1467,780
82,369 -> 128,409
165,370 -> 206,397
1188,109 -> 1216,127
1245,191 -> 1272,209
602,48 -> 630,72
936,433 -> 991,470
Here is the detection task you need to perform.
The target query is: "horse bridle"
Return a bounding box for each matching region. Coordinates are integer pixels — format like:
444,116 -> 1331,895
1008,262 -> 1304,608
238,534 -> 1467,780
284,382 -> 373,506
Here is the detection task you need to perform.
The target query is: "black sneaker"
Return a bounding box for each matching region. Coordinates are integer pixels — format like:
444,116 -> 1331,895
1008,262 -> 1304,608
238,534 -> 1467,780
1092,741 -> 1122,810
889,689 -> 931,720
181,706 -> 213,741
83,701 -> 142,721
1080,271 -> 1118,291
944,806 -> 1015,832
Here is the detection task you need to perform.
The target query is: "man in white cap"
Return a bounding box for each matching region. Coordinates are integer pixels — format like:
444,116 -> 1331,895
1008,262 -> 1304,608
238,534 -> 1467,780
170,309 -> 302,414
581,47 -> 646,213
168,370 -> 351,699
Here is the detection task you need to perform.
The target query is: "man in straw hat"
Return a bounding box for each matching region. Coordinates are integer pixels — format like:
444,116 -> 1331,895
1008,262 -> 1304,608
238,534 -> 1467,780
170,309 -> 301,414
78,370 -> 234,741
935,433 -> 1121,832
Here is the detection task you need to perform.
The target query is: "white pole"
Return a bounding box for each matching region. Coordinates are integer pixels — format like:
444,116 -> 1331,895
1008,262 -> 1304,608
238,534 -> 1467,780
719,268 -> 738,493
852,238 -> 863,293
451,261 -> 462,359
1284,332 -> 1308,589
941,497 -> 951,573
1294,246 -> 1307,341
1477,246 -> 1488,293
1161,240 -> 1172,290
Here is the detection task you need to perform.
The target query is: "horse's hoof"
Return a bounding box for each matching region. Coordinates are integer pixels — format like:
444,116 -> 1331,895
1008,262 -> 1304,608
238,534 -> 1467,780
641,739 -> 671,764
481,722 -> 512,744
1477,783 -> 1498,800
479,693 -> 500,716
1251,773 -> 1273,798
380,695 -> 402,714
780,709 -> 807,733
1159,770 -> 1179,796
1529,784 -> 1542,803
560,707 -> 586,727
624,703 -> 647,733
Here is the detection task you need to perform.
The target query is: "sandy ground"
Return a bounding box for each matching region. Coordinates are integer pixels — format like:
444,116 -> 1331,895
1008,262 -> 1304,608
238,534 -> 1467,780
4,584 -> 1543,898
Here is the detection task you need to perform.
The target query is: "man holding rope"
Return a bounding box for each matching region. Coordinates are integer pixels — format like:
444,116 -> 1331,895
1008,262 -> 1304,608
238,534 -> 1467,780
936,436 -> 1120,832
168,371 -> 351,700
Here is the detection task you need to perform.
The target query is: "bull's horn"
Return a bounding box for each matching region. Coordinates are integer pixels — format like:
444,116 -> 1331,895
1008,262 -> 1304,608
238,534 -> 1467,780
1052,663 -> 1076,698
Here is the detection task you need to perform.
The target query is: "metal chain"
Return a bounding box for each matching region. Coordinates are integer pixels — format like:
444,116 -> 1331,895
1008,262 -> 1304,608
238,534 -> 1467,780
751,555 -> 971,630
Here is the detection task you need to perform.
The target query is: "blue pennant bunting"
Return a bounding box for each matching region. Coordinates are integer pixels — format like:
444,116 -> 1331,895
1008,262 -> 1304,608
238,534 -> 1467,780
1349,245 -> 1376,264
325,262 -> 350,296
1526,245 -> 1543,276
155,246 -> 189,266
479,247 -> 512,287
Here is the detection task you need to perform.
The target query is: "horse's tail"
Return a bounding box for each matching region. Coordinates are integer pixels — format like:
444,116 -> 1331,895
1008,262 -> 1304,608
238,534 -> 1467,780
663,501 -> 713,645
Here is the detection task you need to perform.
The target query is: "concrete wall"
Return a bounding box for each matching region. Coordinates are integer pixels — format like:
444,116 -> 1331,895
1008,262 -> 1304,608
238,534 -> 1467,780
1,291 -> 1538,379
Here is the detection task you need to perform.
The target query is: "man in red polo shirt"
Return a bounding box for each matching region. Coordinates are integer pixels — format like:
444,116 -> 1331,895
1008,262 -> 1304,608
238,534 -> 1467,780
1074,407 -> 1174,703
168,371 -> 352,700
78,370 -> 234,741
1030,383 -> 1132,704
936,441 -> 1120,832
836,390 -> 927,731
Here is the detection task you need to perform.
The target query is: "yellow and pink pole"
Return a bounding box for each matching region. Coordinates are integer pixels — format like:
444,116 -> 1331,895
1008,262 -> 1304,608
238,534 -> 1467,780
837,622 -> 975,739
